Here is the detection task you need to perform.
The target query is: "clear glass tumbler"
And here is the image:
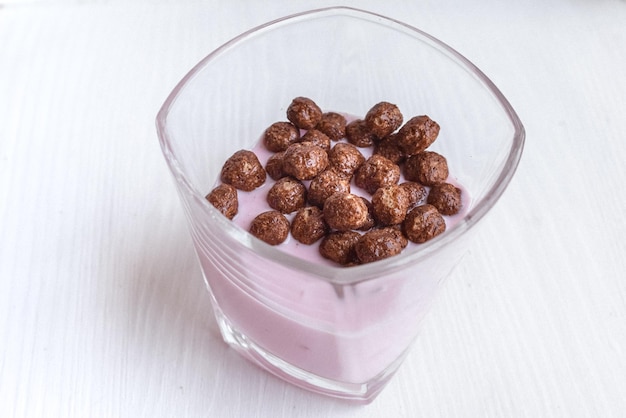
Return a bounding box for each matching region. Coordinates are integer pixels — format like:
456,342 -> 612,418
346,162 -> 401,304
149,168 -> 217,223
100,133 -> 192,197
156,6 -> 524,403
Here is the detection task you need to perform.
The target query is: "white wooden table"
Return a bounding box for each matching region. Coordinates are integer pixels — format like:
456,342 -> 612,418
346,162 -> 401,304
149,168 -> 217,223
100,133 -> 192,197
2,1 -> 625,416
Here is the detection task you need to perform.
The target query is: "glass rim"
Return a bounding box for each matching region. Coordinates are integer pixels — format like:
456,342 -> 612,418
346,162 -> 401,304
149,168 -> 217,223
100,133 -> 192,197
156,6 -> 525,285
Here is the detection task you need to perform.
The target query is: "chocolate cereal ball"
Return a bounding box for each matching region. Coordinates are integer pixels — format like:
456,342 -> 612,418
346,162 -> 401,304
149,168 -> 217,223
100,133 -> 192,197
402,204 -> 446,243
323,192 -> 370,231
265,151 -> 285,181
404,151 -> 449,186
319,231 -> 361,265
316,112 -> 347,141
354,154 -> 401,195
220,150 -> 266,191
365,102 -> 403,139
328,143 -> 365,178
397,115 -> 440,155
282,142 -> 329,181
205,183 -> 238,220
263,121 -> 300,152
286,97 -> 323,130
427,182 -> 462,215
355,227 -> 408,264
345,119 -> 376,148
308,169 -> 351,208
374,133 -> 405,165
371,184 -> 410,226
300,129 -> 331,151
249,210 -> 290,245
399,181 -> 427,207
266,176 -> 307,214
291,206 -> 329,245
358,197 -> 376,231
388,225 -> 409,248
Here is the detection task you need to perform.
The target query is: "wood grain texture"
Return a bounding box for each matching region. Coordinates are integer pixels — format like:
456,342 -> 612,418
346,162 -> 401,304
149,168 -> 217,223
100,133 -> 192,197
1,1 -> 625,417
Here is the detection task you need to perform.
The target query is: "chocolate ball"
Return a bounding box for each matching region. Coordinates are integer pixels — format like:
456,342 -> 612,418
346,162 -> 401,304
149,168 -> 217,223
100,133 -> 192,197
364,102 -> 403,139
316,112 -> 347,141
205,183 -> 238,220
300,129 -> 331,151
345,119 -> 376,148
353,154 -> 401,194
308,169 -> 351,208
249,210 -> 290,245
328,142 -> 366,179
291,206 -> 329,245
355,227 -> 408,264
286,97 -> 323,130
397,115 -> 440,155
263,121 -> 300,152
282,142 -> 329,181
358,197 -> 376,231
266,176 -> 307,214
399,181 -> 427,207
319,231 -> 361,265
371,184 -> 410,226
404,151 -> 449,186
323,192 -> 370,231
265,151 -> 285,181
374,133 -> 405,164
220,149 -> 266,191
427,182 -> 462,215
402,204 -> 446,243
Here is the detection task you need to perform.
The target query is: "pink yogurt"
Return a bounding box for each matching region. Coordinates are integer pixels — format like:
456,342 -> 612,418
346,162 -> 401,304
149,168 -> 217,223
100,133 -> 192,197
202,116 -> 470,393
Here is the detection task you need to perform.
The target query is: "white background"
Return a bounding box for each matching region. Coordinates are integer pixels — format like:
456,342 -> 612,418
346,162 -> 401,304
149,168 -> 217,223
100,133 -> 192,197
1,0 -> 625,417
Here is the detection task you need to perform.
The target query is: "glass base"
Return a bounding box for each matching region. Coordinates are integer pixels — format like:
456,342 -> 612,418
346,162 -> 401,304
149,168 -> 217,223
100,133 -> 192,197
212,304 -> 405,404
